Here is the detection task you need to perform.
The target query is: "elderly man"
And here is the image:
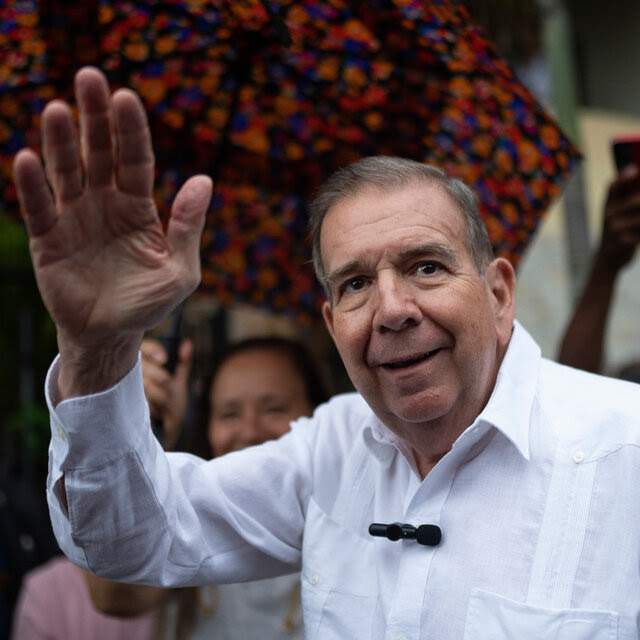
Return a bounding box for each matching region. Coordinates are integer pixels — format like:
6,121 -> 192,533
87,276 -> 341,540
14,67 -> 640,639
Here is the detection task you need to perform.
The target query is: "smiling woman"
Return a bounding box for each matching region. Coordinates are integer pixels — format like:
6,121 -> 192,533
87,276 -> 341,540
155,335 -> 331,639
191,336 -> 331,459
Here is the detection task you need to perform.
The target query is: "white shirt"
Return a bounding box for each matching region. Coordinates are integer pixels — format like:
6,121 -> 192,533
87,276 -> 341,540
162,576 -> 303,640
46,321 -> 640,640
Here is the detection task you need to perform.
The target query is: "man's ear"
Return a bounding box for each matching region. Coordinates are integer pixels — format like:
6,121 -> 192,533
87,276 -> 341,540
322,300 -> 336,341
486,257 -> 516,347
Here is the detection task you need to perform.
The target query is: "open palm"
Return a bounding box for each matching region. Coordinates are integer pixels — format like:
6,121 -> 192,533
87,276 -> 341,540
13,67 -> 212,394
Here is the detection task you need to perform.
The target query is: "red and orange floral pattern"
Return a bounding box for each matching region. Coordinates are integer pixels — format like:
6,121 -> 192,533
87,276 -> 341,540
1,0 -> 581,323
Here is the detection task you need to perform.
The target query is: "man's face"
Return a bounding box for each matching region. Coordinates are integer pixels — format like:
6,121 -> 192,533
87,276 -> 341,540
321,181 -> 515,441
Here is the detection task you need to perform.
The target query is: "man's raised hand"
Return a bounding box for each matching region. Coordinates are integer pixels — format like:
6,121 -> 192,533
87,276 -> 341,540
13,67 -> 212,399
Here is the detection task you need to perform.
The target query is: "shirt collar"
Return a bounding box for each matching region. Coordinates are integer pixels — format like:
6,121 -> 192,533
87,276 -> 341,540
473,320 -> 541,461
364,417 -> 401,465
363,320 -> 541,463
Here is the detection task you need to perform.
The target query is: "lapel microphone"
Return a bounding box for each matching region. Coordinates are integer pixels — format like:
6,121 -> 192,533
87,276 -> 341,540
369,522 -> 442,546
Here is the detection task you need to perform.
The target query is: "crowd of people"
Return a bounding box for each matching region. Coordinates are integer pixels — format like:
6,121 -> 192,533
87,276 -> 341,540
6,62 -> 640,640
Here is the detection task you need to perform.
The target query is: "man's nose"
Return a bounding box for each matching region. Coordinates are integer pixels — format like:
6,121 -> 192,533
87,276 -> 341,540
373,272 -> 421,332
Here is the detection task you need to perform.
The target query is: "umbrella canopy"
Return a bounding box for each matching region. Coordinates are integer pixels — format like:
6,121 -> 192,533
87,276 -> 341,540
0,0 -> 581,323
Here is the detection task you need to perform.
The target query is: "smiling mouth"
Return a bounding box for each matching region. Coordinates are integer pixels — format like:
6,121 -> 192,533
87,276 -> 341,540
381,349 -> 441,370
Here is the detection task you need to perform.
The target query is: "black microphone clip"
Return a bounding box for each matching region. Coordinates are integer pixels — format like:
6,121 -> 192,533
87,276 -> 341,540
368,522 -> 441,546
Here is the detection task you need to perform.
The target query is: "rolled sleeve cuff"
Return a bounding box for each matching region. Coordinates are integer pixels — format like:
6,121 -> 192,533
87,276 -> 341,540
45,353 -> 150,469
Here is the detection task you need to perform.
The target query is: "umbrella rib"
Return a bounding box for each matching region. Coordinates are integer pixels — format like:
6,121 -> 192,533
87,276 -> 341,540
258,0 -> 292,47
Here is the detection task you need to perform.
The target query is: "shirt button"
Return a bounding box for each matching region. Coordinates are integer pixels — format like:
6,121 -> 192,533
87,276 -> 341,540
309,574 -> 320,585
56,426 -> 67,441
571,450 -> 584,463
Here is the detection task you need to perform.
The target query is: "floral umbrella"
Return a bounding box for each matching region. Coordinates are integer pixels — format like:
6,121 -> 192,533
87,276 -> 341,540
0,0 -> 581,324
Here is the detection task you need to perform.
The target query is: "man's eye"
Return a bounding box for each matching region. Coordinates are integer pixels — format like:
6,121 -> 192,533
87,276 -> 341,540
416,262 -> 439,275
343,277 -> 366,293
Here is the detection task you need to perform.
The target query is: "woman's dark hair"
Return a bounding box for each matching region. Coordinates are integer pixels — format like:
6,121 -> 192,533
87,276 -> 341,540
188,336 -> 330,459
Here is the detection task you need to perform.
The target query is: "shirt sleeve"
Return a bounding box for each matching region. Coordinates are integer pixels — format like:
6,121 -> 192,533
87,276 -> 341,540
45,355 -> 311,588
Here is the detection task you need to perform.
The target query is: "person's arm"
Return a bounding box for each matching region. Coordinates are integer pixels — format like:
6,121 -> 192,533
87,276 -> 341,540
82,569 -> 169,617
558,166 -> 640,372
142,337 -> 193,451
13,66 -> 211,403
13,64 -> 211,581
556,254 -> 619,373
81,338 -> 192,616
20,66 -> 305,592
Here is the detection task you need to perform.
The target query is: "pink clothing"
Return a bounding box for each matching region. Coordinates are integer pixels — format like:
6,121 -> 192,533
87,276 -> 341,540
11,556 -> 156,640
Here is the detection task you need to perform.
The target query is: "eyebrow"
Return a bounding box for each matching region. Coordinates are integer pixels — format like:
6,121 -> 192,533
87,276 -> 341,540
324,243 -> 460,289
398,243 -> 460,267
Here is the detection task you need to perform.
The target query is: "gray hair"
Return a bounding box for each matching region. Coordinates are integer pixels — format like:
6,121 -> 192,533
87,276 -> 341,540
309,156 -> 494,290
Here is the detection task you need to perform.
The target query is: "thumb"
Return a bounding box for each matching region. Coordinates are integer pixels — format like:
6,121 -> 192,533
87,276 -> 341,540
174,338 -> 194,386
167,175 -> 212,272
141,338 -> 168,365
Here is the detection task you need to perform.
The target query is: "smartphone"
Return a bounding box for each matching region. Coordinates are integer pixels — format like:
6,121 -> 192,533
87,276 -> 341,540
611,135 -> 640,171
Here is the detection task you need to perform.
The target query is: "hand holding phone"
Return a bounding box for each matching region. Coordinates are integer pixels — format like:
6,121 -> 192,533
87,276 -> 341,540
601,135 -> 640,270
611,135 -> 640,172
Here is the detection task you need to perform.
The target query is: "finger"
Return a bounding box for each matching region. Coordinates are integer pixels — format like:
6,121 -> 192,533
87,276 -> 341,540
141,338 -> 167,365
177,339 -> 194,370
605,202 -> 640,227
167,175 -> 212,282
142,372 -> 167,397
615,232 -> 640,254
619,164 -> 639,179
13,149 -> 57,237
141,358 -> 171,407
74,67 -> 115,188
142,357 -> 171,388
608,165 -> 640,201
626,231 -> 640,244
608,202 -> 640,229
112,88 -> 155,197
173,339 -> 194,387
41,101 -> 84,204
144,383 -> 168,421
